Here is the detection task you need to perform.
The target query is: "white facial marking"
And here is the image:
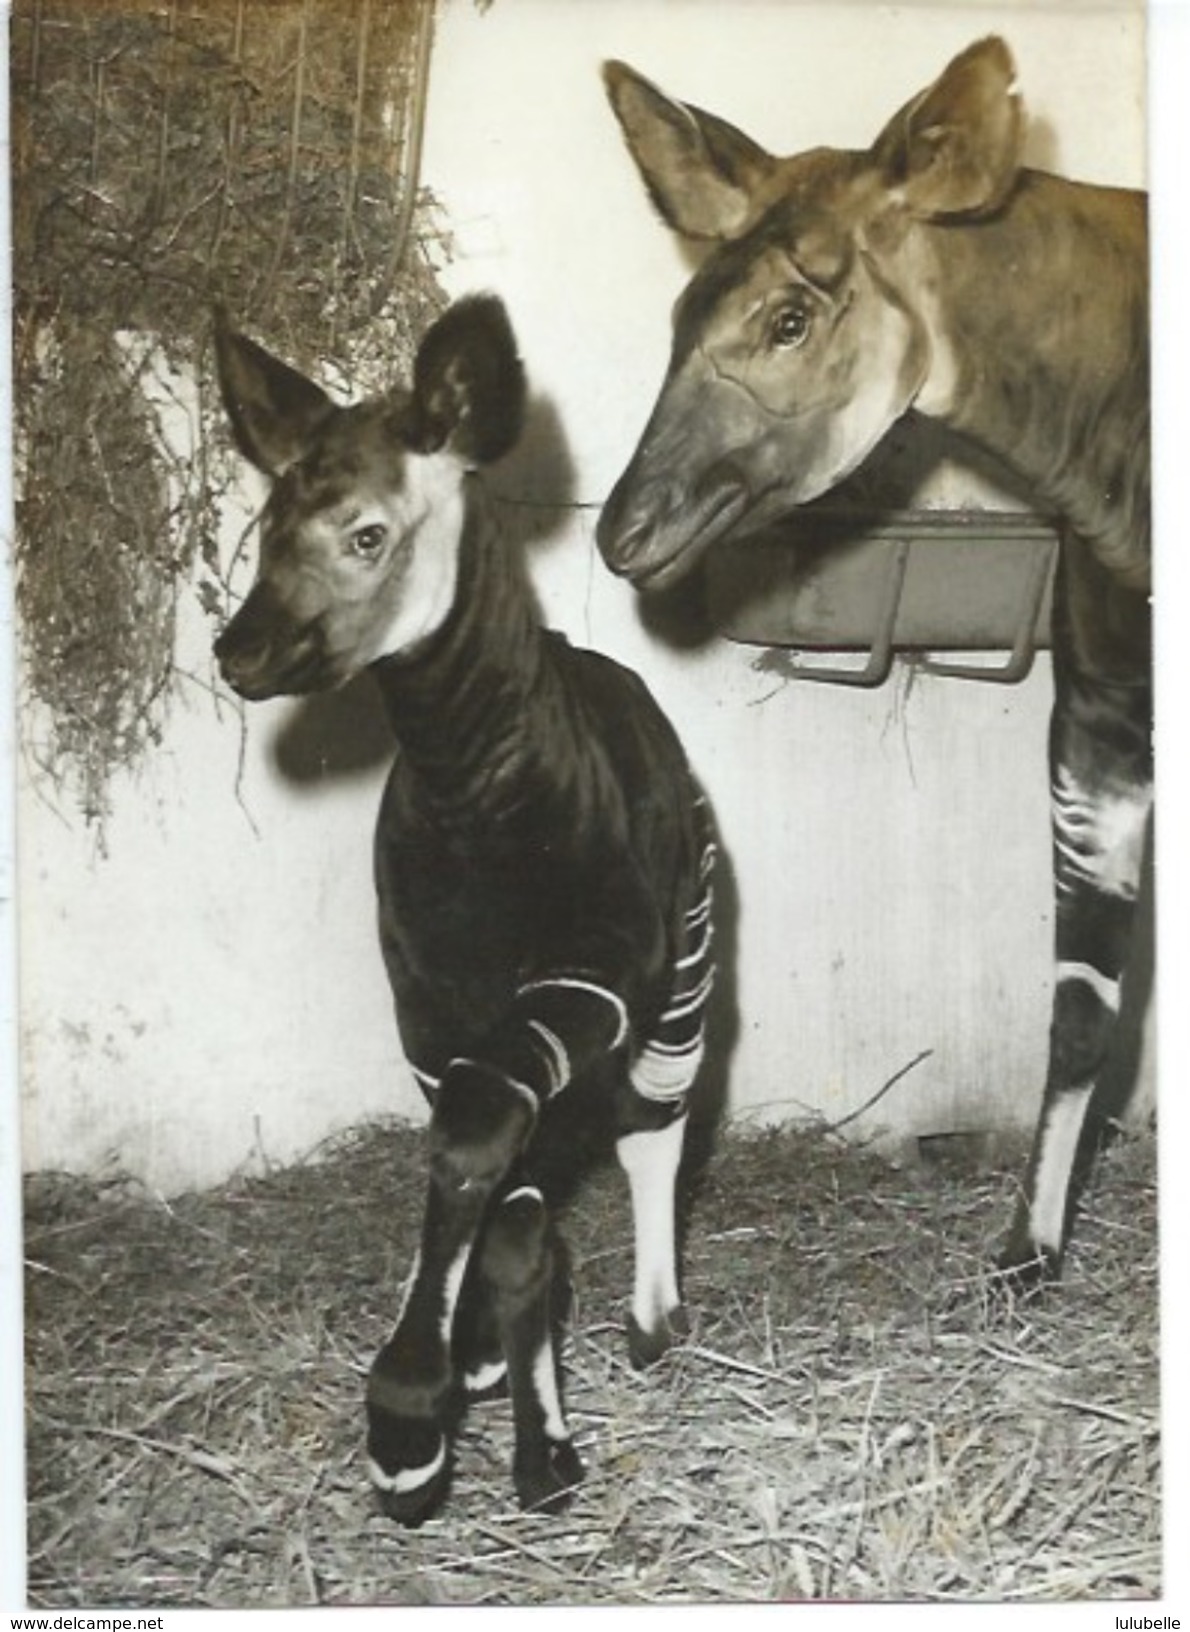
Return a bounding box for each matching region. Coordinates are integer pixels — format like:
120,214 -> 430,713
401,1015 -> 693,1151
912,326 -> 959,417
904,268 -> 959,417
820,285 -> 922,485
368,454 -> 467,662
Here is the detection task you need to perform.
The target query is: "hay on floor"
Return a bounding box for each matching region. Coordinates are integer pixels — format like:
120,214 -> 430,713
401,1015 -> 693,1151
23,1118 -> 1159,1606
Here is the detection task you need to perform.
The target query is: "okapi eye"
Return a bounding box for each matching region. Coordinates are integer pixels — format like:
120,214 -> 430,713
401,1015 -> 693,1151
771,305 -> 812,349
349,523 -> 387,558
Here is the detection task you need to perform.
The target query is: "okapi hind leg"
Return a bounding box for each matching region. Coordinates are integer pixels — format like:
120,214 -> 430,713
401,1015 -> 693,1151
617,812 -> 715,1364
998,664 -> 1152,1291
478,1184 -> 584,1513
616,1101 -> 691,1367
451,1269 -> 510,1399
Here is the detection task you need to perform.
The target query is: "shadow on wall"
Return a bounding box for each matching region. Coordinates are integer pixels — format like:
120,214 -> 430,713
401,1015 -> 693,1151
488,388 -> 580,553
265,389 -> 580,789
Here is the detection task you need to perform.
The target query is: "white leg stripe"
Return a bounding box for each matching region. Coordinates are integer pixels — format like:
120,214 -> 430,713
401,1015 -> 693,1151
1056,960 -> 1122,1014
684,896 -> 712,929
501,1184 -> 543,1206
531,1335 -> 569,1442
630,1037 -> 703,1102
1030,1083 -> 1095,1255
676,923 -> 714,969
368,1442 -> 446,1496
659,968 -> 715,1023
440,1244 -> 473,1344
517,977 -> 630,1049
527,1019 -> 571,1097
394,1250 -> 422,1325
617,1117 -> 685,1332
463,1357 -> 508,1393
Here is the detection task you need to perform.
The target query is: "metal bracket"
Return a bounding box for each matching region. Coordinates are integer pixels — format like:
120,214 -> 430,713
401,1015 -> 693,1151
778,539 -> 911,687
918,532 -> 1058,684
770,527 -> 1057,689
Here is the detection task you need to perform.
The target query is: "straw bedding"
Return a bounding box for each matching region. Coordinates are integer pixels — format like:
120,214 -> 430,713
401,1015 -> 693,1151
24,1116 -> 1159,1606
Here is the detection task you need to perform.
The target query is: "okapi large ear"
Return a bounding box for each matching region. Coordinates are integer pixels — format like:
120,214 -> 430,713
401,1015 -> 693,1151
214,312 -> 336,477
407,295 -> 526,465
871,36 -> 1023,220
603,60 -> 778,241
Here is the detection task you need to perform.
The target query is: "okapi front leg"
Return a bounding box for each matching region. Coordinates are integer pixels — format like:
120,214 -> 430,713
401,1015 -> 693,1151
368,977 -> 628,1519
999,676 -> 1152,1288
367,1063 -> 536,1523
477,1185 -> 584,1513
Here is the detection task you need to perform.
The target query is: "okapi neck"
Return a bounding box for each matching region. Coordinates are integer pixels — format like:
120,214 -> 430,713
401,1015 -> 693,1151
915,173 -> 1150,588
369,484 -> 549,821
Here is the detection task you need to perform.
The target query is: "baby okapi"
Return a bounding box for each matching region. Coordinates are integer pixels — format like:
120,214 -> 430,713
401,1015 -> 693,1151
212,296 -> 715,1521
600,38 -> 1150,1290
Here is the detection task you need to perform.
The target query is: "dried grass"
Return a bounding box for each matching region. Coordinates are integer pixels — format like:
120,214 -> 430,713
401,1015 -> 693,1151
11,0 -> 447,825
23,1119 -> 1160,1606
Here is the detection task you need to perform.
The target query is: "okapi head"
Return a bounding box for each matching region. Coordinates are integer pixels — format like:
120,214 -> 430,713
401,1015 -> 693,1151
213,296 -> 526,699
598,37 -> 1024,589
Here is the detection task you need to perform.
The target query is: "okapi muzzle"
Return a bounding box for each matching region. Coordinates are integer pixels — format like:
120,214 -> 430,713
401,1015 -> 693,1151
214,578 -> 328,701
596,225 -> 928,590
598,358 -> 766,591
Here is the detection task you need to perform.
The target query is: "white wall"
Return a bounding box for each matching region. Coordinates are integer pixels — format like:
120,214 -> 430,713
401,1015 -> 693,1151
17,0 -> 1150,1193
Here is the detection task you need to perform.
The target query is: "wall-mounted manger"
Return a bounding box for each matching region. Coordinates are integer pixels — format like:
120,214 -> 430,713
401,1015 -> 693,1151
704,510 -> 1060,686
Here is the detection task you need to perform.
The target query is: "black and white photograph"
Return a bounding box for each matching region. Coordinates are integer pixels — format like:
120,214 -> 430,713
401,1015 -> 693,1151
3,0 -> 1181,1613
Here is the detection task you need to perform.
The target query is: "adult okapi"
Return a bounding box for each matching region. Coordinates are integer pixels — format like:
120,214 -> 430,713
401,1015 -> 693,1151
598,37 -> 1150,1288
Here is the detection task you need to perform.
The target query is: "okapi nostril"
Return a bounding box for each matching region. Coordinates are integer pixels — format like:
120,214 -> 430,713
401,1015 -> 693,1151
215,640 -> 268,688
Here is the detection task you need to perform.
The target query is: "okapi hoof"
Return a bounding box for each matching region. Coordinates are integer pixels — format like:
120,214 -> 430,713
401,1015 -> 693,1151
366,1398 -> 452,1527
514,1437 -> 585,1515
370,1453 -> 451,1528
627,1302 -> 690,1370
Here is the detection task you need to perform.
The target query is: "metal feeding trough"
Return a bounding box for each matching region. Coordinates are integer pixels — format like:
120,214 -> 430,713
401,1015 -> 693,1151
704,509 -> 1060,686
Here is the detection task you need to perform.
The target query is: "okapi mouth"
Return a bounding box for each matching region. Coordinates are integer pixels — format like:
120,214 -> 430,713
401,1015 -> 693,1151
599,476 -> 750,594
215,612 -> 328,701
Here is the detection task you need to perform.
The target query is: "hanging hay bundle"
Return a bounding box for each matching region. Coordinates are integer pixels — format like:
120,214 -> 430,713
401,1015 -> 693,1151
11,0 -> 448,825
